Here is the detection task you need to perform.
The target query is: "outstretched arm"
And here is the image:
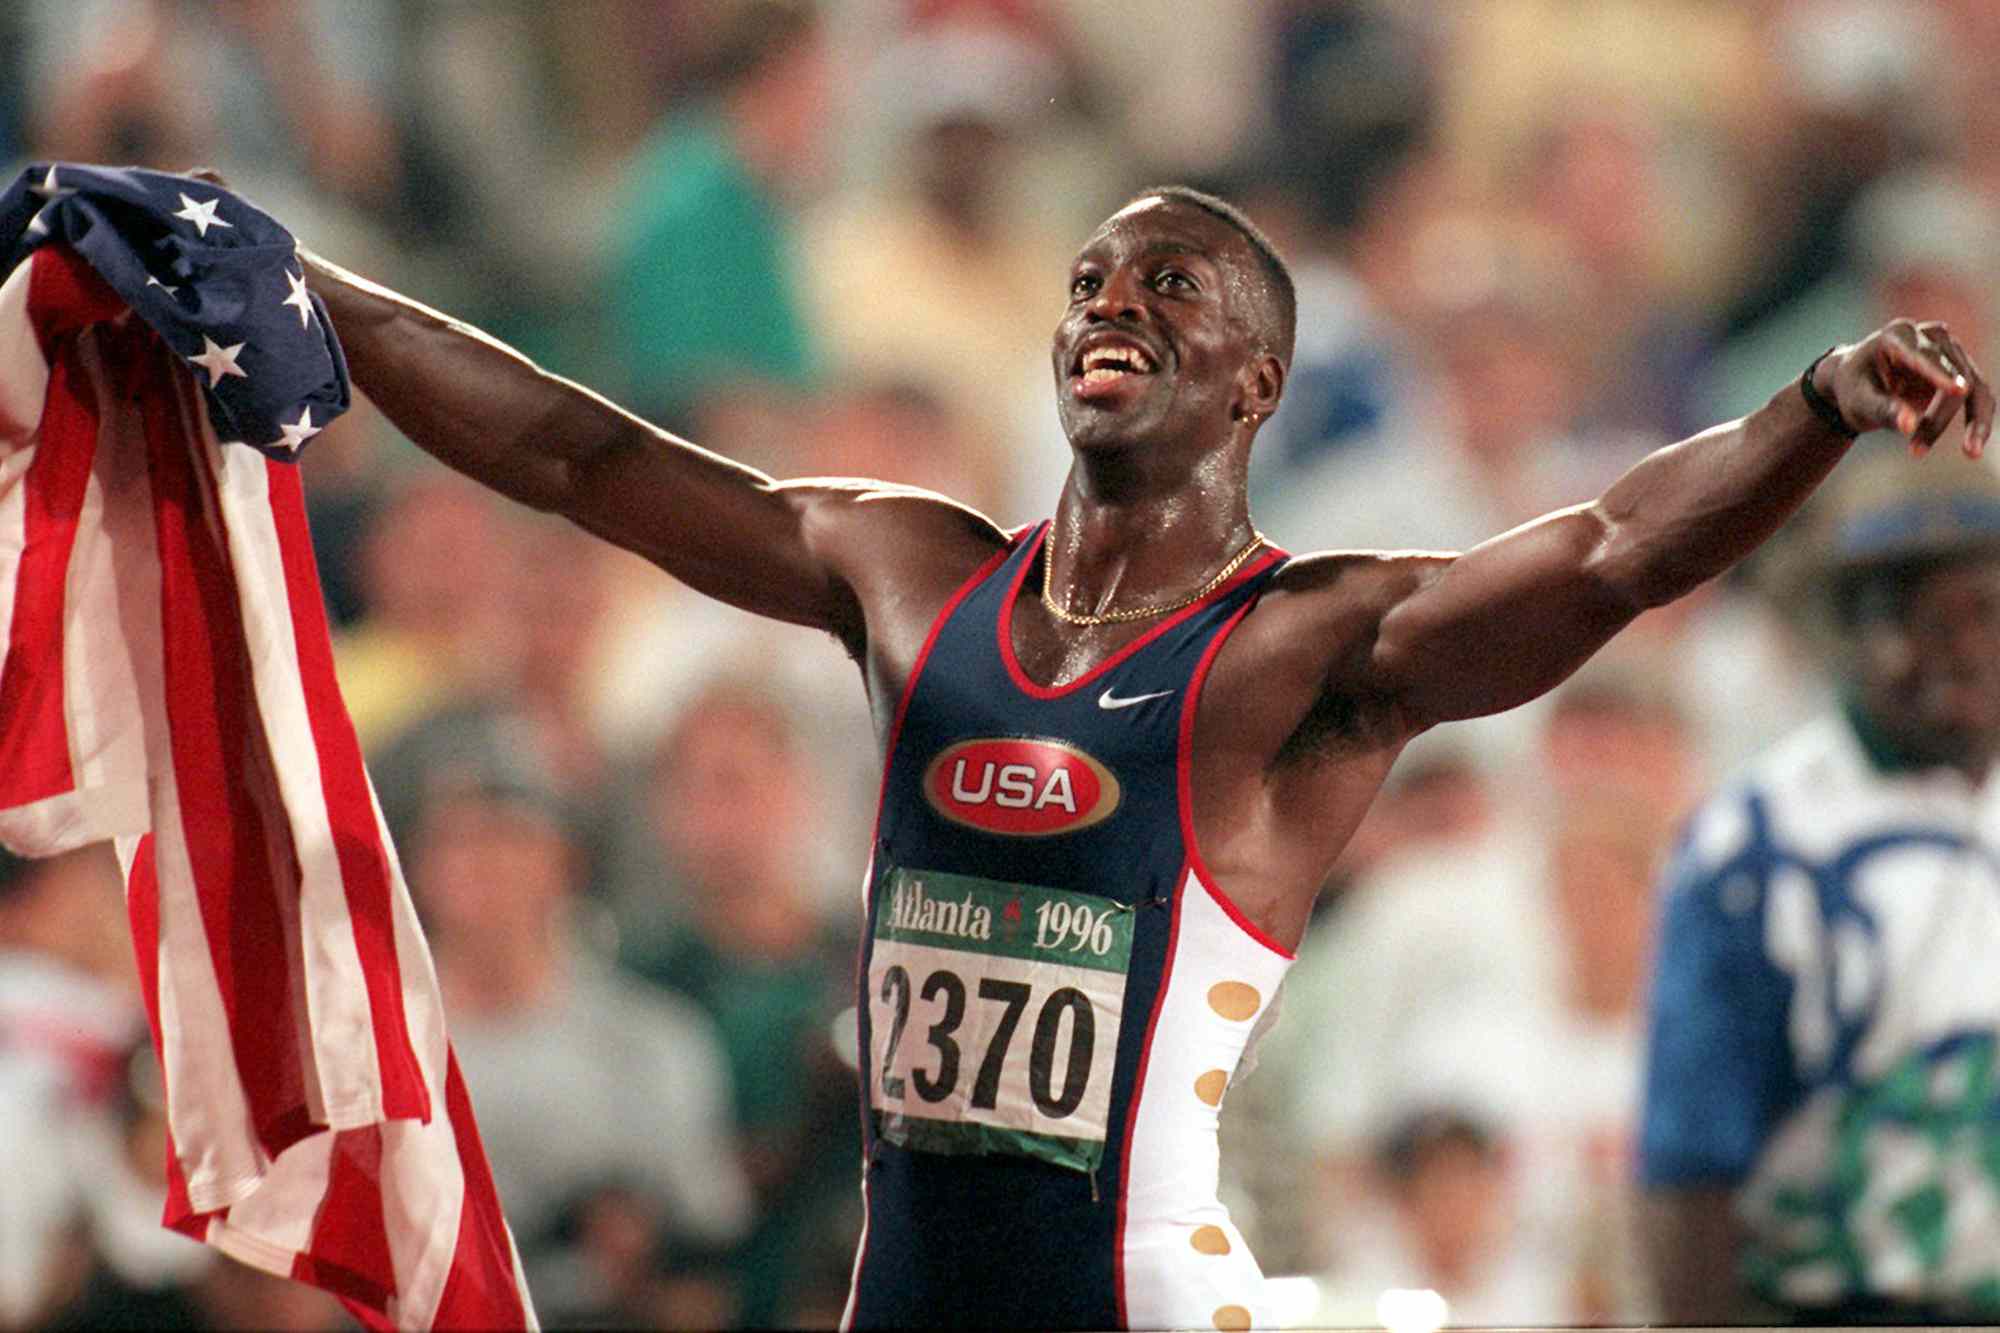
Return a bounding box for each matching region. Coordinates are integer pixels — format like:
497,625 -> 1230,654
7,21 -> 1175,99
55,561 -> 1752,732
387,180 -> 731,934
302,252 -> 995,641
1360,321 -> 1994,727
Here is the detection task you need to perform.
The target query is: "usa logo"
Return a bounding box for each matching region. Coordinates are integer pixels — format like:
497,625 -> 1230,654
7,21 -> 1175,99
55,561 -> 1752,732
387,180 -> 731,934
923,737 -> 1122,837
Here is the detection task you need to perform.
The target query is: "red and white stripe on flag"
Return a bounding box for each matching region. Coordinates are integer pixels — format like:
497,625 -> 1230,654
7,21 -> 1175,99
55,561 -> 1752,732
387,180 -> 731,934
0,246 -> 537,1330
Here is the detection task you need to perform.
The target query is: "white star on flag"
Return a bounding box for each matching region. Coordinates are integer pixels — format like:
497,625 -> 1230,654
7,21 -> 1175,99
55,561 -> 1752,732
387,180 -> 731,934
273,407 -> 321,452
22,166 -> 73,238
146,275 -> 181,296
189,336 -> 248,386
171,192 -> 232,238
27,166 -> 75,202
282,268 -> 314,328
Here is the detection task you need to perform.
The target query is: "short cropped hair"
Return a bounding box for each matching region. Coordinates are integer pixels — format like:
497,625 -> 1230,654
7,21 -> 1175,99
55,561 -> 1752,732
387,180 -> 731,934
1126,185 -> 1297,366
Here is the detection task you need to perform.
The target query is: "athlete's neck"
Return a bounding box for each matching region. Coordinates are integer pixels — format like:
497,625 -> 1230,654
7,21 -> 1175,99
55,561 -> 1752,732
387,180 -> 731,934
1047,457 -> 1255,621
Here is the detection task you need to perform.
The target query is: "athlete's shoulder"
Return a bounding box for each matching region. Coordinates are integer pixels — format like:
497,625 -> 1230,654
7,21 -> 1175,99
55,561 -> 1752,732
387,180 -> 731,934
788,476 -> 1011,569
1201,548 -> 1448,722
1250,546 -> 1456,635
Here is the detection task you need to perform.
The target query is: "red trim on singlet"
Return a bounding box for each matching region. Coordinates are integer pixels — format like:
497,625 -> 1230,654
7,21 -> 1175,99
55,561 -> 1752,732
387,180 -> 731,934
838,1151 -> 870,1333
843,535 -> 1016,1330
1175,594 -> 1296,961
1113,853 -> 1192,1331
998,521 -> 1289,700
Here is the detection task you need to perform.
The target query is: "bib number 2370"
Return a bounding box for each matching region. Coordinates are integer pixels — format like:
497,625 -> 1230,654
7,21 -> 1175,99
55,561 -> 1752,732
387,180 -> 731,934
868,867 -> 1134,1172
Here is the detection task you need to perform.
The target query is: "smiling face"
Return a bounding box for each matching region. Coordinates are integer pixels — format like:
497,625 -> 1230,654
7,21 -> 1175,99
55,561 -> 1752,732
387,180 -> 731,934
1051,196 -> 1283,459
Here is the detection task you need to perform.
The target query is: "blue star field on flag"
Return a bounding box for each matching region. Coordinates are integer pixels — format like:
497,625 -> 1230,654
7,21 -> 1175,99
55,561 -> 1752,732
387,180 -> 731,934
0,163 -> 350,460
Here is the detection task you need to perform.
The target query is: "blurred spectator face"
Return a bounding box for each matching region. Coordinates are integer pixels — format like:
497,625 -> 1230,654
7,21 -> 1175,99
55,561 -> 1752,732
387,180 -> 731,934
721,10 -> 831,193
648,1265 -> 741,1332
1436,303 -> 1569,469
1530,112 -> 1662,290
915,117 -> 1010,225
1381,1117 -> 1513,1290
1380,761 -> 1493,851
1335,750 -> 1495,883
649,689 -> 811,902
209,0 -> 293,40
514,521 -> 614,700
760,22 -> 830,186
410,789 -> 576,942
575,1187 -> 659,1299
1848,167 -> 1998,363
0,845 -> 134,994
1344,152 -> 1459,322
1767,0 -> 1941,170
191,1257 -> 350,1332
687,381 -> 812,476
807,384 -> 997,511
1542,680 -> 1698,823
1847,555 -> 2000,774
359,475 -> 521,637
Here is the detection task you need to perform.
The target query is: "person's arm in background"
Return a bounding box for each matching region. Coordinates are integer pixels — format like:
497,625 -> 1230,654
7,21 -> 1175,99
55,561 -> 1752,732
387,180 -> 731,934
299,250 -> 1002,646
1636,811 -> 1798,1323
1643,1185 -> 1763,1324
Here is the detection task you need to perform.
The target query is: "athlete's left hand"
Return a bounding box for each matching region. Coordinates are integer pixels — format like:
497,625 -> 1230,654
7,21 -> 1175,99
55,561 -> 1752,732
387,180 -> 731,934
1818,320 -> 1995,457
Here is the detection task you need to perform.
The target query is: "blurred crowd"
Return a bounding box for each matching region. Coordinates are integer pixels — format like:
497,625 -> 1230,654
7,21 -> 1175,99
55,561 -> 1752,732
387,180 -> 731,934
4,0 -> 2000,1327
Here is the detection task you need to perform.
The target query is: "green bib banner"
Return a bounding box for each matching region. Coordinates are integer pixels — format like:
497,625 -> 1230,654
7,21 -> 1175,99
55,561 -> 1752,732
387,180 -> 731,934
868,867 -> 1136,1173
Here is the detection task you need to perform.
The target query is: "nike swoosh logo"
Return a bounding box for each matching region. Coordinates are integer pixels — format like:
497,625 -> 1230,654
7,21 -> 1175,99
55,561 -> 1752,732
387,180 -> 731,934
1098,687 -> 1175,710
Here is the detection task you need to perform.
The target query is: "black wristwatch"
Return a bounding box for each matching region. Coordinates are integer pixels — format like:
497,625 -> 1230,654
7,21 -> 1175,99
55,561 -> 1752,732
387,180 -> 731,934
1800,346 -> 1859,439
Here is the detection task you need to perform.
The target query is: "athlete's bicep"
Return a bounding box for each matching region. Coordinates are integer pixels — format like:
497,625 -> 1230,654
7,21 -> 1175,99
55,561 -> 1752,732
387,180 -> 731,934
307,253 -> 943,638
568,432 -> 1004,645
558,427 -> 853,628
1364,504 -> 1641,725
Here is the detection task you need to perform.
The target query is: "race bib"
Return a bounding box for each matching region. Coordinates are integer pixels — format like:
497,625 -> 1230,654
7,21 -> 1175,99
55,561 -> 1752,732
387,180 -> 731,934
868,866 -> 1135,1172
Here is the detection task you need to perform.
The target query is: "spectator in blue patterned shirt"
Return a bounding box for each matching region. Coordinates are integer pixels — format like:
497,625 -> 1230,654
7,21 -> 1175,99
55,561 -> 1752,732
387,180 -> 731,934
1641,445 -> 2000,1324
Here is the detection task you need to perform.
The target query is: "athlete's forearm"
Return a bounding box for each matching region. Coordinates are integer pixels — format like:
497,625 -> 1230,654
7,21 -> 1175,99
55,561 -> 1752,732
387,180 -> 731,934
303,251 -> 744,508
301,253 -> 856,630
1586,375 -> 1852,610
1371,370 -> 1859,725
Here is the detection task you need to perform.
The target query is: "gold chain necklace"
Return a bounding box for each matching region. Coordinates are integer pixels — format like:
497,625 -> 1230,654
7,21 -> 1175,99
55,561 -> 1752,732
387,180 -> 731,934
1040,531 -> 1267,627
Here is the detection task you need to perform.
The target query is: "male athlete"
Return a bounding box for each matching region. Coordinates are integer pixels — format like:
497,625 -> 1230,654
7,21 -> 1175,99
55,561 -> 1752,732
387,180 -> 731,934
294,184 -> 1990,1329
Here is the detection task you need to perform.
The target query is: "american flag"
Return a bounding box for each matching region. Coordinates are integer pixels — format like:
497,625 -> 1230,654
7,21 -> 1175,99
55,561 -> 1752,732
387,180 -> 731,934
0,163 -> 350,458
0,164 -> 537,1329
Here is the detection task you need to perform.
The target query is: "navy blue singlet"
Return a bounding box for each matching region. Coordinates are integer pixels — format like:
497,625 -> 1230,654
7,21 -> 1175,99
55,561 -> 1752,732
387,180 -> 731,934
843,521 -> 1297,1331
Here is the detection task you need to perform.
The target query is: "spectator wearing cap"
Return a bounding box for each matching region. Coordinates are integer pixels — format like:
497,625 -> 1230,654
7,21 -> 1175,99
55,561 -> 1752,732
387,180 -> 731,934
1640,446 -> 2000,1323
